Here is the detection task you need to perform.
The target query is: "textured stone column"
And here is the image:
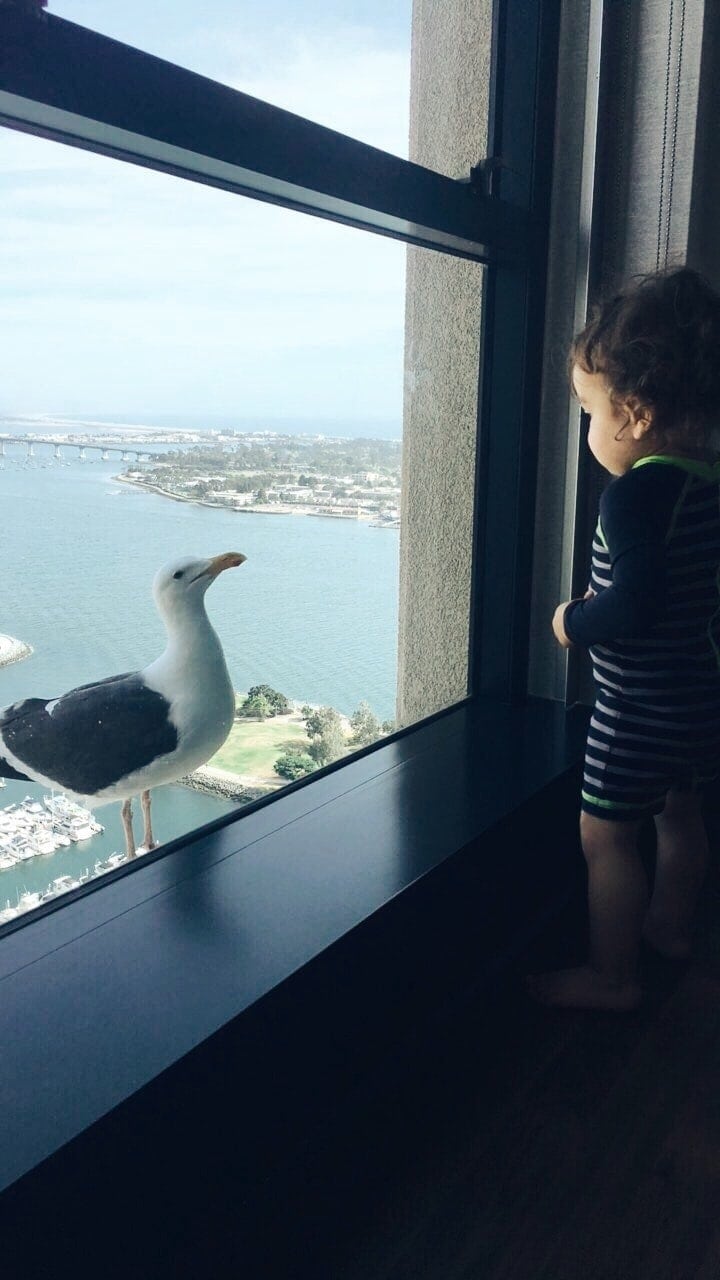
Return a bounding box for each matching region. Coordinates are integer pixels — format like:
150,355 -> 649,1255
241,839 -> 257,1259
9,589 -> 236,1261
397,0 -> 492,726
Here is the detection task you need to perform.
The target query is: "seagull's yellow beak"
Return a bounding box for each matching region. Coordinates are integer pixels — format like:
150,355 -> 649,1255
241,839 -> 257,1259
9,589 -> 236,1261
206,551 -> 247,580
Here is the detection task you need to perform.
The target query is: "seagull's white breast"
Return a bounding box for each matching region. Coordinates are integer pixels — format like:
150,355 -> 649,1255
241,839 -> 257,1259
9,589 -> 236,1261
144,595 -> 235,773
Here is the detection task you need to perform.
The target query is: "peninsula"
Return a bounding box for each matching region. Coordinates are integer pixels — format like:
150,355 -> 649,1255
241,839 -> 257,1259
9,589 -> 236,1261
119,431 -> 401,526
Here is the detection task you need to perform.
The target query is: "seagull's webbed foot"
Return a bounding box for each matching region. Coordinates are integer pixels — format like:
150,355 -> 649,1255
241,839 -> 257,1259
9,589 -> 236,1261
120,797 -> 136,860
139,788 -> 158,852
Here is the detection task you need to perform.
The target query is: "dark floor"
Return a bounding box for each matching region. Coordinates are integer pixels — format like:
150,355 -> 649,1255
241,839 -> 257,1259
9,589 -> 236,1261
240,871 -> 720,1280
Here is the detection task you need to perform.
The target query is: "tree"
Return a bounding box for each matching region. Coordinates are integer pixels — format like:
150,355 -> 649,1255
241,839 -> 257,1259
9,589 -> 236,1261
349,701 -> 382,748
274,750 -> 316,781
381,719 -> 396,735
246,685 -> 291,716
239,693 -> 271,720
302,705 -> 347,765
256,487 -> 268,503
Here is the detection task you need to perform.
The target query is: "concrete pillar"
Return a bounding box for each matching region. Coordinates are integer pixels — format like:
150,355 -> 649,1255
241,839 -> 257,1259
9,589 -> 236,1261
397,0 -> 492,727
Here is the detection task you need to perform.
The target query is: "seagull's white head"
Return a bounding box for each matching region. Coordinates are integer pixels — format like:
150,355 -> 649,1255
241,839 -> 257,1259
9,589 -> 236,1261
152,551 -> 246,620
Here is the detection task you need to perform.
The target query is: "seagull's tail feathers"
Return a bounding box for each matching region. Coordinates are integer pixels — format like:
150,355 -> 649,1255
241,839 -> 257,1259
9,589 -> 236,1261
0,700 -> 38,780
0,754 -> 31,782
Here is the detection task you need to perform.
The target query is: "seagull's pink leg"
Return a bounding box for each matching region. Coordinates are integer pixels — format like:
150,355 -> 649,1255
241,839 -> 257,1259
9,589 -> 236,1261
140,789 -> 157,851
121,797 -> 136,860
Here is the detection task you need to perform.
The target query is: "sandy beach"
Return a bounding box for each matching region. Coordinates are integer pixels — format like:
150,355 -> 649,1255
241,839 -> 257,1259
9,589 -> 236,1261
0,634 -> 32,669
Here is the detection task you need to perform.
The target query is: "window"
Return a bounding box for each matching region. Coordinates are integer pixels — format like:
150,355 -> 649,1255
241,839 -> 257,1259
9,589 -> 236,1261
0,0 -> 567,1207
0,0 -> 555,925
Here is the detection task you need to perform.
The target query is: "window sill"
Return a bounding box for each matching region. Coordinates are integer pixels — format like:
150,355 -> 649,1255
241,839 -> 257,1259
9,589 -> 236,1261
0,696 -> 588,1195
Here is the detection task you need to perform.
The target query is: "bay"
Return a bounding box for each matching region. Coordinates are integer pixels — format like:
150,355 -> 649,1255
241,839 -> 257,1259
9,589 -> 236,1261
0,443 -> 399,908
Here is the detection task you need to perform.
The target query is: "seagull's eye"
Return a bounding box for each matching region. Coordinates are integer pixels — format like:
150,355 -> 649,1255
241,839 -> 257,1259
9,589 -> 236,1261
173,570 -> 184,580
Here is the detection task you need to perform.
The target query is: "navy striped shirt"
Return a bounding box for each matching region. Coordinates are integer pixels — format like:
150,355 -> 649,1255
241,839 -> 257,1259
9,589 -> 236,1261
564,455 -> 720,709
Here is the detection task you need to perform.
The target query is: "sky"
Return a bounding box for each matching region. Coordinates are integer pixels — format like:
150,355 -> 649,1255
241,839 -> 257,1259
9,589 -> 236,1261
1,1 -> 412,432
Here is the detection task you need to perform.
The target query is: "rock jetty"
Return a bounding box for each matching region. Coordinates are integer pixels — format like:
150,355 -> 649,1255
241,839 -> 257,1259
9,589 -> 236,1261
180,764 -> 273,805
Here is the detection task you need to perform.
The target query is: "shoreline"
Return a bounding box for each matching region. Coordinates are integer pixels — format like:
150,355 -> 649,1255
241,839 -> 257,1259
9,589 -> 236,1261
0,634 -> 32,669
179,765 -> 275,804
115,473 -> 398,524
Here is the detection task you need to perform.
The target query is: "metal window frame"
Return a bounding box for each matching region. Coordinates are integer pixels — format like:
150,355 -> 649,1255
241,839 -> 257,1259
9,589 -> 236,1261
469,0 -> 561,701
0,0 -> 559,724
0,5 -> 529,261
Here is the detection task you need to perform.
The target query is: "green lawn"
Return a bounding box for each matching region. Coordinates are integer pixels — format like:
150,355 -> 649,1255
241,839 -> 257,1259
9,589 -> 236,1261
210,714 -> 313,781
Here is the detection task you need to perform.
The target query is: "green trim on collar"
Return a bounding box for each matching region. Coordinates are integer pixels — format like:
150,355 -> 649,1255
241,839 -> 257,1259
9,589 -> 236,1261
632,454 -> 720,480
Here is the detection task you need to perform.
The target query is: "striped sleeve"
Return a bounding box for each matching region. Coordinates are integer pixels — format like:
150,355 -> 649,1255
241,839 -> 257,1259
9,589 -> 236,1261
564,463 -> 686,646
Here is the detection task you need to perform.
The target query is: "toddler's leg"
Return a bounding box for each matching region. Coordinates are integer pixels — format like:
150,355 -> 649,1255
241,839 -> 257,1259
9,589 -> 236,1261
527,812 -> 644,1010
583,812 -> 647,985
643,788 -> 708,958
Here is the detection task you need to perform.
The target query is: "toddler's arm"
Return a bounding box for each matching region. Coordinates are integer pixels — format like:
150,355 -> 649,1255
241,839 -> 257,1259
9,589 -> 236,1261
562,462 -> 685,647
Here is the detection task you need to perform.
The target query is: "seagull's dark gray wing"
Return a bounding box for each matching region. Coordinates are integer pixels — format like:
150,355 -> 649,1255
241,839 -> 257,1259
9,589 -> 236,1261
0,672 -> 179,794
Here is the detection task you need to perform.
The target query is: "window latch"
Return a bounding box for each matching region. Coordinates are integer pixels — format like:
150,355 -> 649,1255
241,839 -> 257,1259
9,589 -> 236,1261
463,157 -> 514,198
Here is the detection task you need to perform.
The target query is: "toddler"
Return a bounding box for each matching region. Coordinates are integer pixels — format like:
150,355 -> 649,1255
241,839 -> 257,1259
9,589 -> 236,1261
534,266 -> 720,1010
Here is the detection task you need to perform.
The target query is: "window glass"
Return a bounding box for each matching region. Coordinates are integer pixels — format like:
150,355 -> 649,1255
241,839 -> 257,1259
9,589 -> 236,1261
50,0 -> 411,159
0,127 -> 410,922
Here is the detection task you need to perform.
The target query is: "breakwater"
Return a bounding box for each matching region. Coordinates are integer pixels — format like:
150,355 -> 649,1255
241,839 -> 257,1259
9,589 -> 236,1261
180,765 -> 273,805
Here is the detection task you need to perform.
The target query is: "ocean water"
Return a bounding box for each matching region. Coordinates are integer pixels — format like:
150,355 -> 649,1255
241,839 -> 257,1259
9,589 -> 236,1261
0,443 -> 399,906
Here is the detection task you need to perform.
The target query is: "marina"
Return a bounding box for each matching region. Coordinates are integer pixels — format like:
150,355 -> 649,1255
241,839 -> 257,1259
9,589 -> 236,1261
0,789 -> 143,925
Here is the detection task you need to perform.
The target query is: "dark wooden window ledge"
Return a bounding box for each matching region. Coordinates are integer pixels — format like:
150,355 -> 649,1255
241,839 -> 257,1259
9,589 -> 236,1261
0,697 -> 588,1272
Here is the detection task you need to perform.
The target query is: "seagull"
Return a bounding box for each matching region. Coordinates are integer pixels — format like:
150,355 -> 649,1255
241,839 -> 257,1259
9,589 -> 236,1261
0,551 -> 246,859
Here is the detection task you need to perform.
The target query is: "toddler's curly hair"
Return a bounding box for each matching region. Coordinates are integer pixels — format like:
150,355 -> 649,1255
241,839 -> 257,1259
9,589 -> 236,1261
570,267 -> 720,445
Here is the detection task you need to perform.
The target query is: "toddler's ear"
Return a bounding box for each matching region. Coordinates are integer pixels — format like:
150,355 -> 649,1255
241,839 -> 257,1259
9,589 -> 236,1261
626,397 -> 653,438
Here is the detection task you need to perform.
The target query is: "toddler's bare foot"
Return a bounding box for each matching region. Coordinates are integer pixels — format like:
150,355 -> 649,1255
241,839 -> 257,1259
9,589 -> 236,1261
524,966 -> 642,1011
642,917 -> 692,959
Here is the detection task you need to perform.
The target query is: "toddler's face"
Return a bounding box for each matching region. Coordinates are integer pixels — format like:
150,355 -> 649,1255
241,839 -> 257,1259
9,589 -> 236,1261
571,365 -> 651,475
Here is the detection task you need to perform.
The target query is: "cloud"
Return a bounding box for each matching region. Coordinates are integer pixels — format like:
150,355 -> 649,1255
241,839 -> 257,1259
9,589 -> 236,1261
159,11 -> 410,153
224,29 -> 409,156
0,22 -> 410,420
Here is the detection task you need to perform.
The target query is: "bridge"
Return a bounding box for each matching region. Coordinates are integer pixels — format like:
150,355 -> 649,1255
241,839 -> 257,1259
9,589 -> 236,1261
0,435 -> 152,462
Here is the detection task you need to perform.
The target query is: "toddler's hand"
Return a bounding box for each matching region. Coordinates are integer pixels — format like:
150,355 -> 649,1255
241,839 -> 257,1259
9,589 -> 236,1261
552,602 -> 573,648
553,589 -> 596,647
